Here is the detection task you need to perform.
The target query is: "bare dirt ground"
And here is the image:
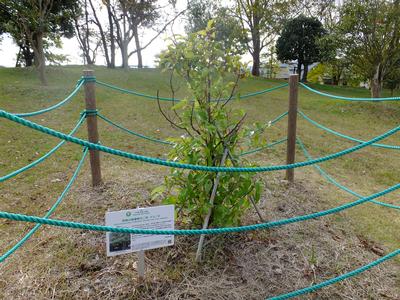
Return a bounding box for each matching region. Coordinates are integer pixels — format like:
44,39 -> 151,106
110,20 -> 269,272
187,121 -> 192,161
1,160 -> 399,300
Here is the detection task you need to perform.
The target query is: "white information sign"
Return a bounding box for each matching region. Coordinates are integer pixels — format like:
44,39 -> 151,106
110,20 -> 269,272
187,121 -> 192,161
105,205 -> 174,257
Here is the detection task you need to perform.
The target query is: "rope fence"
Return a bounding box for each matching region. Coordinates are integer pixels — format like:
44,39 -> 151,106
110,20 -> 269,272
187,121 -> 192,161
1,109 -> 399,172
1,180 -> 399,235
1,74 -> 399,299
297,138 -> 399,210
299,111 -> 400,150
0,148 -> 88,262
267,248 -> 400,300
300,82 -> 400,101
96,79 -> 289,102
0,114 -> 86,182
13,79 -> 84,117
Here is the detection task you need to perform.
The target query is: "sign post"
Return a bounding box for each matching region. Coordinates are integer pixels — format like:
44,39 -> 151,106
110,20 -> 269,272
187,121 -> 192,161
138,250 -> 145,281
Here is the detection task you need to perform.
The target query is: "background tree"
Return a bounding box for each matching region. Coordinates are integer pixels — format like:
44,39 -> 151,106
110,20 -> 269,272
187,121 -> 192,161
276,15 -> 327,82
74,0 -> 101,65
185,1 -> 247,55
1,0 -> 78,84
110,0 -> 182,69
185,0 -> 217,33
338,0 -> 400,98
234,0 -> 293,76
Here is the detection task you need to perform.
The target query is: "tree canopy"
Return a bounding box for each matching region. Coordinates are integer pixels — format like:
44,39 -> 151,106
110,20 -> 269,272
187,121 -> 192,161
0,0 -> 79,84
338,0 -> 400,97
276,15 -> 327,82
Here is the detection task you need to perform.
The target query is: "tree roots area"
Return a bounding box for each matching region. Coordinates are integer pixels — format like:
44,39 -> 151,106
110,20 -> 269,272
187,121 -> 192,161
1,164 -> 399,300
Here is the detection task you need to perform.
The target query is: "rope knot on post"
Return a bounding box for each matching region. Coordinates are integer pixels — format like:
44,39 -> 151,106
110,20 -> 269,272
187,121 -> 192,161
81,75 -> 96,83
80,109 -> 98,118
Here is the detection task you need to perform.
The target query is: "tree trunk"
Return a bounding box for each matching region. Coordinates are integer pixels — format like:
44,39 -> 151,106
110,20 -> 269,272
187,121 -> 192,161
371,64 -> 382,98
251,38 -> 261,76
302,63 -> 308,82
121,40 -> 129,69
88,0 -> 110,67
106,0 -> 115,68
251,53 -> 260,76
24,46 -> 34,67
133,27 -> 143,68
371,80 -> 381,98
32,32 -> 47,85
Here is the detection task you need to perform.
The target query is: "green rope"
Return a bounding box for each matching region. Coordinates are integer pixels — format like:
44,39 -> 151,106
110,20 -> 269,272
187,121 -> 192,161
96,80 -> 288,102
97,113 -> 174,145
269,111 -> 288,125
1,109 -> 399,173
300,83 -> 400,101
239,138 -> 287,156
250,111 -> 288,136
297,138 -> 399,210
0,181 -> 398,235
299,111 -> 400,150
0,115 -> 86,183
267,248 -> 400,299
14,80 -> 84,117
0,148 -> 88,263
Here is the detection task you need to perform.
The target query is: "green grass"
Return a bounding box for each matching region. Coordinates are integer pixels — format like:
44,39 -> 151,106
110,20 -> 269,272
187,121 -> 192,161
0,65 -> 399,266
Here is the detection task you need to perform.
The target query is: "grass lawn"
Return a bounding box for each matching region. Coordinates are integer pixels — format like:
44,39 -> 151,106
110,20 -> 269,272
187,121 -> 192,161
0,66 -> 399,298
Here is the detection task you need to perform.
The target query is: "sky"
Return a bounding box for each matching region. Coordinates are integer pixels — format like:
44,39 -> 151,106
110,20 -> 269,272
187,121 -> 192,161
0,0 -> 188,68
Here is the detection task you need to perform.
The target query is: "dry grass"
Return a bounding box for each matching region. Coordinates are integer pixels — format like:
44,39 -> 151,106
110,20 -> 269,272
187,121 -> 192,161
0,159 -> 399,299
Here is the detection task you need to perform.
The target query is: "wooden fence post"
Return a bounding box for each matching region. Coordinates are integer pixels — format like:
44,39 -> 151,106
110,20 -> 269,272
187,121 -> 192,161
286,74 -> 299,182
83,70 -> 102,186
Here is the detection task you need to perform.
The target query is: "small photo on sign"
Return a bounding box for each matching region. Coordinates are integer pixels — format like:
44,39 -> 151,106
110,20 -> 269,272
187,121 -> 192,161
109,232 -> 131,253
106,205 -> 175,257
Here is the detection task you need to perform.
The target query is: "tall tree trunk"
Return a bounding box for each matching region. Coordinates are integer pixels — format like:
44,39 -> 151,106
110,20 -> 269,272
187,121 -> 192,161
121,40 -> 129,69
106,0 -> 115,68
88,0 -> 110,67
32,32 -> 47,85
251,34 -> 261,76
133,27 -> 143,68
302,63 -> 308,82
251,52 -> 260,76
371,64 -> 382,98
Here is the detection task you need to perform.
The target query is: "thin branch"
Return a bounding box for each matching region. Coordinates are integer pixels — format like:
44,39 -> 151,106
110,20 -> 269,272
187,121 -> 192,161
157,91 -> 195,138
128,10 -> 186,58
190,101 -> 201,136
221,71 -> 241,108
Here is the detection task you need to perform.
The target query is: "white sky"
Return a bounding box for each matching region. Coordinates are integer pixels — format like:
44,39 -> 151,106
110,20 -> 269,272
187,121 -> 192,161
0,0 -> 188,68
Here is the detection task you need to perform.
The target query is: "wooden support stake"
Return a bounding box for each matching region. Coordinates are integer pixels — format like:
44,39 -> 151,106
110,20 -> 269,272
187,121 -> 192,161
195,148 -> 229,263
83,70 -> 102,186
286,74 -> 299,182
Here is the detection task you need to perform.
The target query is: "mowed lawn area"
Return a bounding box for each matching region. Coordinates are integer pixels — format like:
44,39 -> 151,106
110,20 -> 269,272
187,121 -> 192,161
0,66 -> 399,297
